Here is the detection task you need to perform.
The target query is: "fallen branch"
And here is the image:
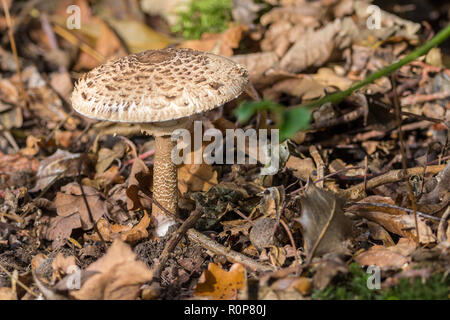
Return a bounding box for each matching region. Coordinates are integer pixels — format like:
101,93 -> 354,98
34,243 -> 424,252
152,208 -> 203,280
341,164 -> 446,200
186,229 -> 276,273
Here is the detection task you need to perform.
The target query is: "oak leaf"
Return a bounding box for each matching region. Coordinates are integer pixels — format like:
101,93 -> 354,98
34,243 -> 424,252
70,239 -> 153,300
195,263 -> 246,300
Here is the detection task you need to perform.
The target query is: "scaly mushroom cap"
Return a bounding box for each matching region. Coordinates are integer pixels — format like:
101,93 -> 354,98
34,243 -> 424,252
71,48 -> 249,122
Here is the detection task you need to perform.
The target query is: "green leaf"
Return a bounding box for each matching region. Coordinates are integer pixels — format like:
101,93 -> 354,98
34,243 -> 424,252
280,107 -> 311,141
234,100 -> 283,123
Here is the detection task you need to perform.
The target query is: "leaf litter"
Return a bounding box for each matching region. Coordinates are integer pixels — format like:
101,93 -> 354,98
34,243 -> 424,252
0,0 -> 449,300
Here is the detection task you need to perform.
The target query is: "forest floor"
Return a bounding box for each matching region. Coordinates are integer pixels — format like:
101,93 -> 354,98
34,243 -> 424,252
0,0 -> 449,300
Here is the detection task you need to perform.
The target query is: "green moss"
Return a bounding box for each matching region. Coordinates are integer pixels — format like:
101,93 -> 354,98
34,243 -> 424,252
172,0 -> 232,39
312,263 -> 449,300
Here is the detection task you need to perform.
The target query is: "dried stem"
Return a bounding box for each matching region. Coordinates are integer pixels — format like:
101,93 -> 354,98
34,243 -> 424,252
186,229 -> 275,273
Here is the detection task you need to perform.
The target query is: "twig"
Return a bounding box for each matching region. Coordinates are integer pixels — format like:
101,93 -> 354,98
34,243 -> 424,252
401,91 -> 450,106
341,164 -> 446,200
234,208 -> 255,225
363,156 -> 368,194
347,202 -> 442,222
279,218 -> 299,268
392,74 -> 420,244
437,206 -> 450,244
0,263 -> 38,298
309,145 -> 324,188
289,166 -> 363,196
186,229 -> 276,273
123,149 -> 155,167
52,23 -> 104,63
1,0 -> 29,110
152,208 -> 203,280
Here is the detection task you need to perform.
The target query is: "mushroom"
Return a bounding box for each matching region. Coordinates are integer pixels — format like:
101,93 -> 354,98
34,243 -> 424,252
71,48 -> 249,237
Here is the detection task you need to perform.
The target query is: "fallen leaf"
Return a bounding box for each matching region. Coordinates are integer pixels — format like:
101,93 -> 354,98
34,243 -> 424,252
286,156 -> 315,180
296,184 -> 352,257
280,17 -> 358,73
96,141 -> 126,175
195,263 -> 246,300
178,162 -> 218,194
43,183 -> 107,248
179,24 -> 247,57
54,183 -> 106,230
51,253 -> 77,282
348,197 -> 436,244
291,277 -> 312,295
85,211 -> 150,244
0,152 -> 39,188
355,238 -> 417,270
0,287 -> 16,300
367,221 -> 395,247
232,0 -> 262,25
312,254 -> 348,290
70,239 -> 153,300
108,19 -> 174,53
30,149 -> 86,192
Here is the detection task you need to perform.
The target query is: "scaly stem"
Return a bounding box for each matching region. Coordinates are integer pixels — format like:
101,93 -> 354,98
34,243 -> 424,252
152,135 -> 178,236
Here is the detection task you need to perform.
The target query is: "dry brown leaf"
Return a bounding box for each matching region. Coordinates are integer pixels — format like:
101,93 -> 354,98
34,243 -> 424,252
107,19 -> 174,53
263,77 -> 325,101
49,71 -> 73,99
20,136 -> 41,157
126,157 -> 152,210
355,239 -> 416,270
355,246 -> 409,270
348,196 -> 436,244
178,162 -> 218,194
44,183 -> 107,248
23,66 -> 72,128
70,239 -> 153,300
195,263 -> 246,300
311,68 -> 353,91
89,165 -> 124,189
280,17 -> 357,73
0,287 -> 16,300
51,253 -> 77,282
291,277 -> 312,295
85,212 -> 150,244
286,156 -> 315,180
53,0 -> 129,71
367,221 -> 395,247
313,254 -> 348,290
54,183 -> 106,230
0,152 -> 39,188
231,52 -> 280,88
31,254 -> 48,271
30,149 -> 85,192
43,214 -> 81,250
76,17 -> 127,70
96,142 -> 126,175
296,184 -> 353,257
179,25 -> 247,57
119,211 -> 150,243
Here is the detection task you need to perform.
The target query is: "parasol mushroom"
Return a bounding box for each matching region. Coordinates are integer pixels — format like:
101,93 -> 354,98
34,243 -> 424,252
71,48 -> 249,236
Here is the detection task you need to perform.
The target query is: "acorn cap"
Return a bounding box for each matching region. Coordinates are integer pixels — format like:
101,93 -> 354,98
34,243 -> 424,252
71,48 -> 249,123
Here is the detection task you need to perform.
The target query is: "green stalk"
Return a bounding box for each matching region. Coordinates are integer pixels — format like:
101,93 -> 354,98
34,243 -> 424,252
235,24 -> 450,141
280,24 -> 450,140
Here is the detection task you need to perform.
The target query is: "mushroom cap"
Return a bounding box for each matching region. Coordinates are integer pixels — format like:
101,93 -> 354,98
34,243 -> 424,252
71,48 -> 249,123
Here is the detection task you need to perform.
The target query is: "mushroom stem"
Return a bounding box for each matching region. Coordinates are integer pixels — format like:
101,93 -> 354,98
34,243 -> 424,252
152,135 -> 178,236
